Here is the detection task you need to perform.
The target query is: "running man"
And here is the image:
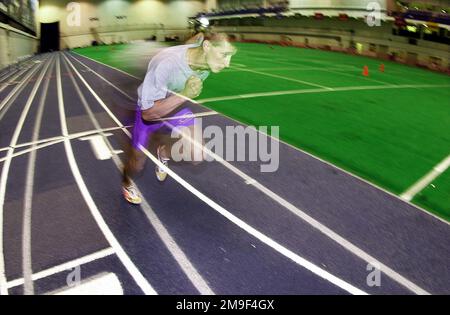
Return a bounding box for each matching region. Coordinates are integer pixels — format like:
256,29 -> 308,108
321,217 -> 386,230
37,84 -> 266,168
122,32 -> 237,204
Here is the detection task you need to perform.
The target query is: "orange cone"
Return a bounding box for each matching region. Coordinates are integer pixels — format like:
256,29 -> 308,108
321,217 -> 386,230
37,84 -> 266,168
362,65 -> 369,76
379,63 -> 385,72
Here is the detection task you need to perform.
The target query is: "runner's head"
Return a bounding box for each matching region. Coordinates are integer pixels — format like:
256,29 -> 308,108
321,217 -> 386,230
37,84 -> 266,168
197,32 -> 237,73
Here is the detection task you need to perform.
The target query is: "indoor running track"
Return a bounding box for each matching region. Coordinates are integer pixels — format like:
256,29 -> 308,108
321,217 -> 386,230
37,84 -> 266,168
0,51 -> 449,295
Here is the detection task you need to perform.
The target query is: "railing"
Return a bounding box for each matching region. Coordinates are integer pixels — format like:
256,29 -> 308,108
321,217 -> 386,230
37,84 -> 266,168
403,10 -> 450,25
196,5 -> 288,18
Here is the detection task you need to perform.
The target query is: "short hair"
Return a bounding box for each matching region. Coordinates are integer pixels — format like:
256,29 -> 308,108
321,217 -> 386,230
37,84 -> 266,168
202,32 -> 229,46
186,32 -> 229,47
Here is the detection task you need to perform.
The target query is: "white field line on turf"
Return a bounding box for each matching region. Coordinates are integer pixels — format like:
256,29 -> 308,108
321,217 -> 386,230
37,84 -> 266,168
7,248 -> 115,289
23,56 -> 55,295
197,83 -> 450,104
243,50 -> 352,69
229,62 -> 395,86
250,55 -> 338,69
226,66 -> 360,73
69,52 -> 450,227
230,62 -> 247,67
65,52 -> 368,296
231,64 -> 394,86
242,52 -> 435,85
231,66 -> 333,90
63,53 -> 215,295
56,54 -> 157,295
400,154 -> 450,201
310,63 -> 443,86
318,67 -> 394,86
0,56 -> 50,295
239,49 -> 446,85
321,64 -> 422,85
70,52 -> 435,294
0,126 -> 132,164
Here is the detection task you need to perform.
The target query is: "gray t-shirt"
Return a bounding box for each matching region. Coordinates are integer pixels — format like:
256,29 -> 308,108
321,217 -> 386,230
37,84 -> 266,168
137,43 -> 210,110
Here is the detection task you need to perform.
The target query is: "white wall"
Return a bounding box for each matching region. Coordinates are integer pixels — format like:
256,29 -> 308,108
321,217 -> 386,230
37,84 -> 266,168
206,0 -> 218,11
39,0 -> 206,48
0,23 -> 37,69
289,0 -> 386,9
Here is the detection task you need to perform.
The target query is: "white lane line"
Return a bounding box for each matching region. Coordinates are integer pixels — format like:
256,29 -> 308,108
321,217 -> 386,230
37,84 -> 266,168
142,141 -> 369,295
400,154 -> 450,201
65,53 -> 367,296
0,62 -> 35,94
56,53 -> 157,295
69,51 -> 450,227
70,52 -> 433,294
162,120 -> 431,295
149,111 -> 218,121
0,126 -> 134,164
71,51 -> 141,80
0,56 -> 50,295
68,54 -> 135,101
7,248 -> 115,289
0,67 -> 23,85
0,60 -> 43,120
79,133 -> 123,160
23,56 -> 55,295
67,53 -> 216,122
232,66 -> 333,90
197,83 -> 450,104
14,125 -> 132,150
0,110 -> 216,154
51,272 -> 123,295
63,53 -> 215,295
0,139 -> 66,164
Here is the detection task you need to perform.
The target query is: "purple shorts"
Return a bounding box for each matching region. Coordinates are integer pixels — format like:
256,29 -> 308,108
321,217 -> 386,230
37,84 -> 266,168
132,106 -> 195,149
